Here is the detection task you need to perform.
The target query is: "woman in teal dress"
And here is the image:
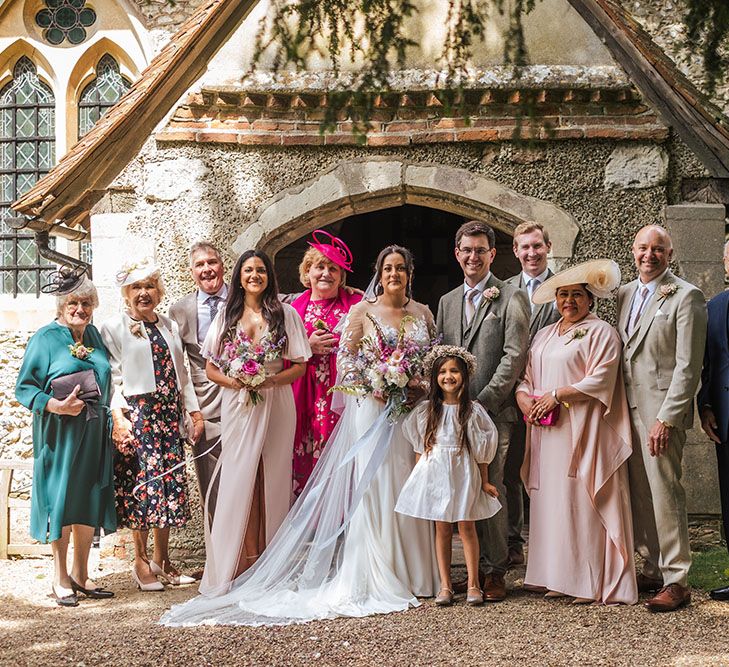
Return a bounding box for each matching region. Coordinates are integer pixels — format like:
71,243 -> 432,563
15,272 -> 116,607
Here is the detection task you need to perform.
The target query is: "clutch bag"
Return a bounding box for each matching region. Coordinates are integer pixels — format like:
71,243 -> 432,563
51,369 -> 100,401
523,394 -> 560,426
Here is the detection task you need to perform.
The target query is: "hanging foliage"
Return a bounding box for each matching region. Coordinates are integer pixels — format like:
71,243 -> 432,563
683,0 -> 729,96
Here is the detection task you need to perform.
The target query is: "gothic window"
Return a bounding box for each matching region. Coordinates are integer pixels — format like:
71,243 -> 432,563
78,54 -> 131,138
0,57 -> 56,296
35,0 -> 97,46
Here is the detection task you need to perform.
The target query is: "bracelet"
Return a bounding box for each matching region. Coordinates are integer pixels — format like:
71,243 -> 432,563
551,389 -> 559,402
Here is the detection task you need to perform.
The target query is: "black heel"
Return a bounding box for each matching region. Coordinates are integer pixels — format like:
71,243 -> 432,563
51,584 -> 79,607
70,577 -> 114,599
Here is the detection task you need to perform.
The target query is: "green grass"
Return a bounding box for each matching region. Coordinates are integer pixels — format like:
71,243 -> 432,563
688,548 -> 729,590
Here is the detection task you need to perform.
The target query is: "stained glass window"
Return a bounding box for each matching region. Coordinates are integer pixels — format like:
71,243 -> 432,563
78,54 -> 131,138
0,58 -> 56,296
36,0 -> 96,46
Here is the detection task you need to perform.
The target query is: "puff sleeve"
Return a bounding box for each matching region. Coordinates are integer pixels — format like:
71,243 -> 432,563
282,303 -> 312,362
468,402 -> 498,464
401,402 -> 429,454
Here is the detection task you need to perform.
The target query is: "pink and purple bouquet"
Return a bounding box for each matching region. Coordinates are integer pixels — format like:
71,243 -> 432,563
333,314 -> 437,418
211,330 -> 286,406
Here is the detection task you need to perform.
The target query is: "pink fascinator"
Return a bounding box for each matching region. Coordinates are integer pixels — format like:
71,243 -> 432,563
308,230 -> 354,272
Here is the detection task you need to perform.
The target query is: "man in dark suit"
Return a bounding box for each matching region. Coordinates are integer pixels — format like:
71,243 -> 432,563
169,242 -> 227,524
503,222 -> 560,566
436,220 -> 530,601
698,244 -> 729,601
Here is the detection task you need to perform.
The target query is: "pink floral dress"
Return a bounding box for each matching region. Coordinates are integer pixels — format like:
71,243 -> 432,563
290,289 -> 361,497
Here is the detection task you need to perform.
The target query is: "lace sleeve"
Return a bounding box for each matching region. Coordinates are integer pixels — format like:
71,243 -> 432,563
336,302 -> 366,378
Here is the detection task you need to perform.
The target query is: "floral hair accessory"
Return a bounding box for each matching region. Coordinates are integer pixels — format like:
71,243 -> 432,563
69,342 -> 94,359
423,345 -> 477,378
115,257 -> 158,287
532,259 -> 621,304
308,229 -> 354,272
566,328 -> 587,344
482,286 -> 500,302
659,283 -> 679,298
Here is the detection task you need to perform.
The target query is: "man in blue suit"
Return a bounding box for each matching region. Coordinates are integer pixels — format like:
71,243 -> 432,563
698,241 -> 729,601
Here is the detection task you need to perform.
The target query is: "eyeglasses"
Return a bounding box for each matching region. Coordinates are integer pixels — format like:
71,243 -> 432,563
457,246 -> 491,257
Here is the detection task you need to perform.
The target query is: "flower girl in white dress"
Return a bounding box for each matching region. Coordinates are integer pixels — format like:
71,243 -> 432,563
396,345 -> 501,606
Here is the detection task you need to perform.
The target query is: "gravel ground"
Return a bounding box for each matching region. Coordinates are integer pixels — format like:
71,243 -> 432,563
3,527 -> 729,667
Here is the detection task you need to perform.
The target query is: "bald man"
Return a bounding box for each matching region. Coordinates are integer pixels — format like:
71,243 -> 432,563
617,225 -> 707,612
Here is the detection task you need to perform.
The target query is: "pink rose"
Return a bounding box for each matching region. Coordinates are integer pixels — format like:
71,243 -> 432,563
243,359 -> 261,376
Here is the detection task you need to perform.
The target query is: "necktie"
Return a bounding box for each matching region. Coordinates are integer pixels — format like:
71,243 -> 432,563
628,286 -> 650,336
465,288 -> 479,325
528,278 -> 541,312
207,295 -> 220,322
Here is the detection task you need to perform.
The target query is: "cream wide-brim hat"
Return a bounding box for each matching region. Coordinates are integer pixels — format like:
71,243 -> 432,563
531,259 -> 621,304
115,256 -> 160,288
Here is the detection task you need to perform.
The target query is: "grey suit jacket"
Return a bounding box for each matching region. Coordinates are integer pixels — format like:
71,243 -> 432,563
169,291 -> 223,439
617,270 -> 707,431
436,274 -> 530,422
505,270 -> 560,341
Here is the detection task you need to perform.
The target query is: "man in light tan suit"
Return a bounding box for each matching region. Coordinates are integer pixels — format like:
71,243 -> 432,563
618,225 -> 707,612
169,242 -> 227,525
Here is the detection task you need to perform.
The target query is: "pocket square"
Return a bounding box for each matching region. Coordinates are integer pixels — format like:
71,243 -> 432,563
485,312 -> 500,321
654,309 -> 666,317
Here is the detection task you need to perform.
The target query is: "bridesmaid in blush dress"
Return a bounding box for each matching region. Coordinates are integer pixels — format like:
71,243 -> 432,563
200,250 -> 311,597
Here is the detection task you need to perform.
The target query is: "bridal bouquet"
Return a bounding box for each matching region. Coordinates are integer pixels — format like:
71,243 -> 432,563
333,314 -> 436,418
211,331 -> 286,406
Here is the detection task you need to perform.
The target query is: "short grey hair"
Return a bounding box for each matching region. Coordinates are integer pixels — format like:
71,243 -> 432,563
189,241 -> 223,266
55,276 -> 99,318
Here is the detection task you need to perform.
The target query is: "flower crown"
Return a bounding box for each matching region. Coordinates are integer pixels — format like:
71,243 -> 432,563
423,345 -> 477,378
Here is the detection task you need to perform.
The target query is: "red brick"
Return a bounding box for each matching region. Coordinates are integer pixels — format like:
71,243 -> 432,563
237,133 -> 283,145
324,133 -> 358,145
210,120 -> 251,130
543,127 -> 584,139
385,120 -> 428,132
155,130 -> 197,142
429,118 -> 470,130
195,131 -> 239,144
455,128 -> 502,141
410,131 -> 456,144
169,120 -> 209,129
366,133 -> 410,146
252,119 -> 296,131
295,121 -> 324,132
173,106 -> 194,120
282,133 -> 324,146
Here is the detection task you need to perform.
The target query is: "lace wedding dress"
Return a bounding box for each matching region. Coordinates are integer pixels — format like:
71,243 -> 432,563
160,301 -> 439,626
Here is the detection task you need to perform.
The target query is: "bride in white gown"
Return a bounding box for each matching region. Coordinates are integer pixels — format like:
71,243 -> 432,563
161,245 -> 439,626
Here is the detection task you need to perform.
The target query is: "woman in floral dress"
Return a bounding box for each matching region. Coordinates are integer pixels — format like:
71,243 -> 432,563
101,258 -> 203,591
290,231 -> 361,496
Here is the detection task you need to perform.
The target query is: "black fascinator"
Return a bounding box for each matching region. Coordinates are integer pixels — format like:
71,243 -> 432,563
41,264 -> 88,295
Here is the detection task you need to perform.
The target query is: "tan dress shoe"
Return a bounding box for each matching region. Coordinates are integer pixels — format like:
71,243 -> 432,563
645,584 -> 691,612
483,573 -> 507,602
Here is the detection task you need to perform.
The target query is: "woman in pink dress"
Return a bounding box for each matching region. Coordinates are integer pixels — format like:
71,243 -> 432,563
290,231 -> 361,496
516,259 -> 637,605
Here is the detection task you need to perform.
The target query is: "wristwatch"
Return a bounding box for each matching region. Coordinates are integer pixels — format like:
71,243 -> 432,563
551,389 -> 559,402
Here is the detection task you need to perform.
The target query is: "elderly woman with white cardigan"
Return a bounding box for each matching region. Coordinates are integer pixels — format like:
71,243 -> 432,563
101,258 -> 203,591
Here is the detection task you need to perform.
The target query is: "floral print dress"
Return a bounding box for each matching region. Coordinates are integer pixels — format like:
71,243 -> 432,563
115,322 -> 190,529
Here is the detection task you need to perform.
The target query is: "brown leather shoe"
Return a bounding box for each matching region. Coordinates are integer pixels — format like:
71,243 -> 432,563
507,546 -> 525,568
636,572 -> 663,593
645,584 -> 691,612
483,573 -> 507,602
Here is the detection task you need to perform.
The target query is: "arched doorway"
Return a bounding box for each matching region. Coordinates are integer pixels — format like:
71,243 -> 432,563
275,204 -> 520,313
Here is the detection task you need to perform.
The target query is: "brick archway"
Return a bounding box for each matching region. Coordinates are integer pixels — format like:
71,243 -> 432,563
233,157 -> 580,266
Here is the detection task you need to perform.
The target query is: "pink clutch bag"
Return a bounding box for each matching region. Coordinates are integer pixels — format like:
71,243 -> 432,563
523,394 -> 561,426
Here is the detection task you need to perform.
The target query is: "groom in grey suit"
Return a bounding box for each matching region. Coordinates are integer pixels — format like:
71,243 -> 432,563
169,241 -> 227,524
503,222 -> 560,566
436,220 -> 530,601
618,225 -> 706,612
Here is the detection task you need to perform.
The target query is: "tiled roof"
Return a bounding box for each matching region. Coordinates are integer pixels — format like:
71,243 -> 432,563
12,0 -> 729,228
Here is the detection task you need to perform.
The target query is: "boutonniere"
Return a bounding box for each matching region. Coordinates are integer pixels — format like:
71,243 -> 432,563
565,328 -> 587,344
129,321 -> 145,338
658,283 -> 679,299
68,342 -> 94,359
482,286 -> 500,302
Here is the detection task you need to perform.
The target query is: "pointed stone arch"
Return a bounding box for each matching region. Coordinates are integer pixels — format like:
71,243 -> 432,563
233,158 -> 580,266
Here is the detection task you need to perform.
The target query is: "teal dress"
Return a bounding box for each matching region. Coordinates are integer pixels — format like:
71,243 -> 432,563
15,321 -> 117,543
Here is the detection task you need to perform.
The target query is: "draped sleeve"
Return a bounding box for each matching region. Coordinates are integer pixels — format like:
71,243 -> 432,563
335,301 -> 366,378
15,327 -> 53,416
468,402 -> 498,464
282,303 -> 312,362
401,402 -> 429,454
569,322 -> 622,414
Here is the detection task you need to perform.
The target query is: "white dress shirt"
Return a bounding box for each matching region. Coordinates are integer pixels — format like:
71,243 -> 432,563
522,268 -> 550,309
628,268 -> 668,333
197,284 -> 228,344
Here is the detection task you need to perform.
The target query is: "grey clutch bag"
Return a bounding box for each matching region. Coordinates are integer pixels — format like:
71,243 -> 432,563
50,369 -> 101,420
